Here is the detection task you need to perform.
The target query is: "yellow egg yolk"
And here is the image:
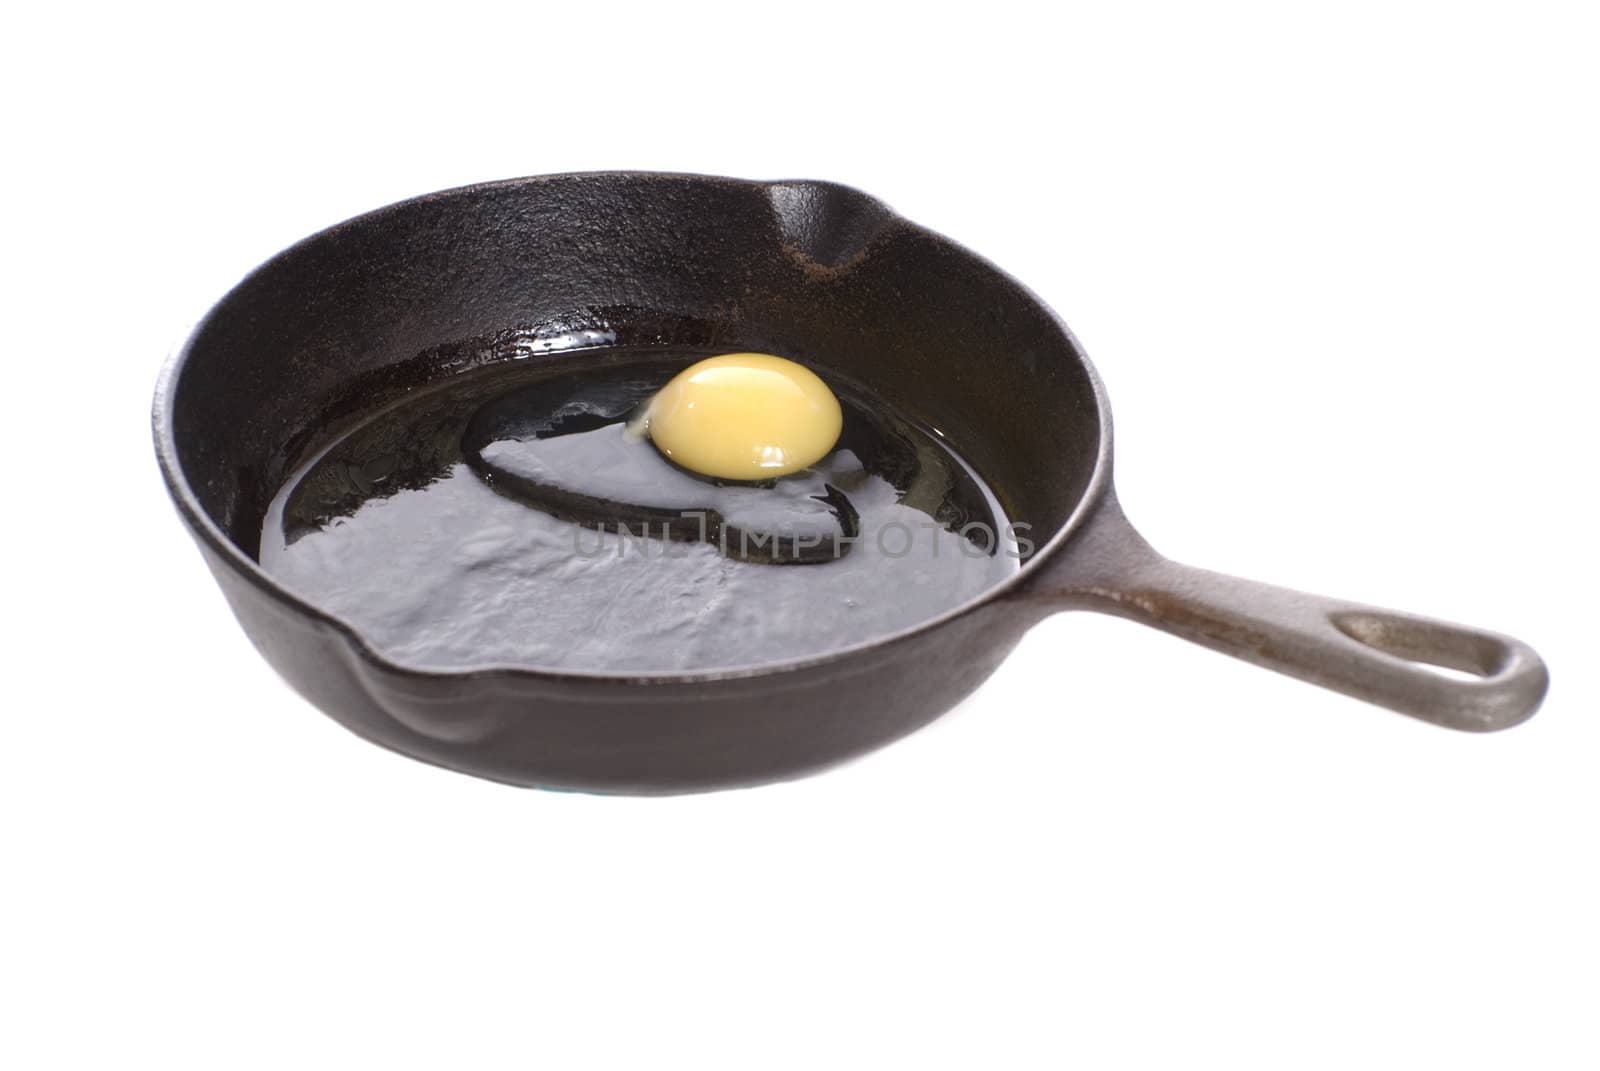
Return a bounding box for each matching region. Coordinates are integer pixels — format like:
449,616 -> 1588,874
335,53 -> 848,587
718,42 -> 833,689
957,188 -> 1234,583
644,353 -> 843,480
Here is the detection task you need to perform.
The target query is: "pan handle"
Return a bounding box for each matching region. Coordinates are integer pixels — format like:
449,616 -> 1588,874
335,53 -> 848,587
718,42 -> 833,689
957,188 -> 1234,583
1023,495 -> 1548,731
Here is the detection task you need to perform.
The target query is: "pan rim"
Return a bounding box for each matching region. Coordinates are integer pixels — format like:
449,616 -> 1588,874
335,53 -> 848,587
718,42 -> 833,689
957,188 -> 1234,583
151,169 -> 1116,686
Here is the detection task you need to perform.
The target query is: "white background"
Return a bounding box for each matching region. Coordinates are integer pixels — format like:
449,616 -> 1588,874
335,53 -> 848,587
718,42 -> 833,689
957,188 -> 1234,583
4,3 -> 1596,1068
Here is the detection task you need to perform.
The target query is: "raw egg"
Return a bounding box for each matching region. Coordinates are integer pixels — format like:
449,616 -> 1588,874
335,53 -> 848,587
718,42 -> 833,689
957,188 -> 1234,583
643,353 -> 843,480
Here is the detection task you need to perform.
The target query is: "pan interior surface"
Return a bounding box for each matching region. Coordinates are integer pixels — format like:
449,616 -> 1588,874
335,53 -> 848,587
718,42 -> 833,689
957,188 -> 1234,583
258,345 -> 1022,673
163,174 -> 1106,675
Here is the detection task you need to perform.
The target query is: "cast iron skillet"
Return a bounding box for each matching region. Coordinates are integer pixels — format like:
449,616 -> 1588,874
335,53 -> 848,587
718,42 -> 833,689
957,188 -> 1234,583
153,172 -> 1549,793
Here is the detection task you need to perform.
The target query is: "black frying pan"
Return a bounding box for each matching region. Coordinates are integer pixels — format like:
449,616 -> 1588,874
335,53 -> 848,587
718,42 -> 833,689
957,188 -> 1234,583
153,172 -> 1549,793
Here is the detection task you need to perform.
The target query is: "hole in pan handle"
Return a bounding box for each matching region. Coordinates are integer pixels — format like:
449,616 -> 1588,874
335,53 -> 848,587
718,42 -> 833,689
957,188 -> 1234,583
1025,495 -> 1549,731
